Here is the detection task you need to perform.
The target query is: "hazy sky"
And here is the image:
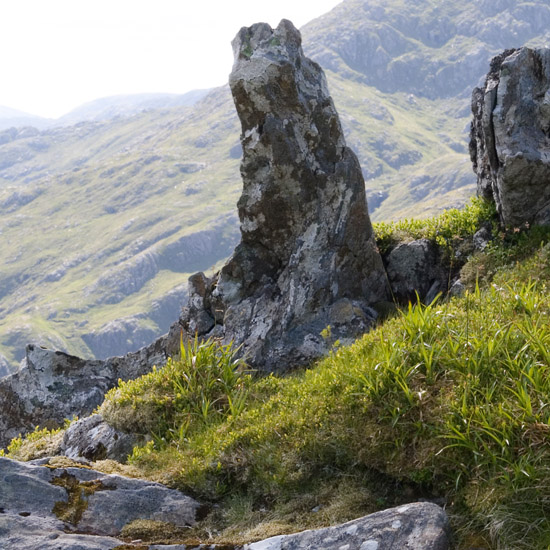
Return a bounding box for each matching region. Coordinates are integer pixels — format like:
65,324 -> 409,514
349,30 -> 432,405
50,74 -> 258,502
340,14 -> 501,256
0,0 -> 341,119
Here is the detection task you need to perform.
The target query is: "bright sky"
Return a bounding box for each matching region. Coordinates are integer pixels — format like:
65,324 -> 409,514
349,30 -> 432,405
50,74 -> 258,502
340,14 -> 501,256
0,0 -> 341,119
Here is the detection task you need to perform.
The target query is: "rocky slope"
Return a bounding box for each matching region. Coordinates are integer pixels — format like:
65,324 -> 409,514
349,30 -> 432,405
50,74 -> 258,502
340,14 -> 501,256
2,0 -> 550,371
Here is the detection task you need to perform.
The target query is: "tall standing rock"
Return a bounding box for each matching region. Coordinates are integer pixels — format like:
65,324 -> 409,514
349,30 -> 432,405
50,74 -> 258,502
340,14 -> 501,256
181,20 -> 389,371
470,47 -> 550,226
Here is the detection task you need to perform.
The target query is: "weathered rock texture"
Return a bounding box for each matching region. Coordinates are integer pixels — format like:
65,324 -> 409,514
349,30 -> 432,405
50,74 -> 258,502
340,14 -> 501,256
181,20 -> 389,371
0,456 -> 199,549
470,47 -> 550,226
384,239 -> 447,304
245,502 -> 449,550
60,414 -> 140,463
0,326 -> 179,449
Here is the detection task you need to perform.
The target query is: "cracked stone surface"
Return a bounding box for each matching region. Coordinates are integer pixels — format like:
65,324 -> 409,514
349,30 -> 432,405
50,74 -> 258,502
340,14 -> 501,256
470,47 -> 550,226
0,456 -> 199,548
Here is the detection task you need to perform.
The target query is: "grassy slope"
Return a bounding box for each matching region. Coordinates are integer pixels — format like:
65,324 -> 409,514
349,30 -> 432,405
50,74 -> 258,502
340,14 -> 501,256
109,219 -> 550,550
9,203 -> 550,549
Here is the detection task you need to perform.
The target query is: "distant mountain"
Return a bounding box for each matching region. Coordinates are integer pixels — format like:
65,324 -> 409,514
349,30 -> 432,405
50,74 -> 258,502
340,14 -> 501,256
56,90 -> 211,126
0,90 -> 210,132
301,0 -> 550,219
0,105 -> 51,131
2,0 -> 550,372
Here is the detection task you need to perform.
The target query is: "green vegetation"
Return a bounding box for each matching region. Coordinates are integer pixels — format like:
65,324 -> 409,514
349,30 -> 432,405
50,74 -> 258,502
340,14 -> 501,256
0,425 -> 64,461
373,196 -> 496,254
10,203 -> 550,548
88,218 -> 549,548
101,336 -> 252,446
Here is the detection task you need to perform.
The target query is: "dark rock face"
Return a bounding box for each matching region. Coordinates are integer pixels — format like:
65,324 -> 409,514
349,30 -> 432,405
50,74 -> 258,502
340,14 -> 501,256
470,47 -> 550,226
0,326 -> 179,449
180,20 -> 389,371
246,502 -> 450,550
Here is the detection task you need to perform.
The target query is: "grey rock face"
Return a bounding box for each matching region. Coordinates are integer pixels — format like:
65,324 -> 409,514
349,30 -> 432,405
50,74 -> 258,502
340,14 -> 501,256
245,502 -> 449,550
181,20 -> 389,371
470,47 -> 550,226
384,239 -> 446,304
60,414 -> 139,462
0,324 -> 179,449
0,456 -> 198,548
0,515 -> 123,550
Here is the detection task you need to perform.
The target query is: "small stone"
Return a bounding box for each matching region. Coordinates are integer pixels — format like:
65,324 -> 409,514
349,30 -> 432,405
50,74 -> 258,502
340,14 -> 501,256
473,226 -> 492,251
61,414 -> 139,463
450,279 -> 466,297
385,239 -> 446,304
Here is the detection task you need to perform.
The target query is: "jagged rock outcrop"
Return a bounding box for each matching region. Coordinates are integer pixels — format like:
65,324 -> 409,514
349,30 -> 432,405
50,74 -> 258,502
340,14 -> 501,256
245,502 -> 449,550
180,20 -> 389,371
470,47 -> 550,226
0,456 -> 199,549
0,326 -> 179,449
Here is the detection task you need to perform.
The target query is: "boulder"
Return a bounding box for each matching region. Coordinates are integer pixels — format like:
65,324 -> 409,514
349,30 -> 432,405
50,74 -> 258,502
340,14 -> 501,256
470,47 -> 550,226
384,239 -> 446,304
245,502 -> 449,550
0,456 -> 199,537
60,414 -> 140,463
181,20 -> 389,371
0,324 -> 179,449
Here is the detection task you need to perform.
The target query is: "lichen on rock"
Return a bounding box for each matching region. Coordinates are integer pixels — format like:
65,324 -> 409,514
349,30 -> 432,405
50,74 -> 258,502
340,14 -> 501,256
470,47 -> 550,227
181,19 -> 389,371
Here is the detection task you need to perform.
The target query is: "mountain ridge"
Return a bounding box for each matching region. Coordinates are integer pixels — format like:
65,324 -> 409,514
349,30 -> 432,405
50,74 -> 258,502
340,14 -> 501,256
0,89 -> 210,131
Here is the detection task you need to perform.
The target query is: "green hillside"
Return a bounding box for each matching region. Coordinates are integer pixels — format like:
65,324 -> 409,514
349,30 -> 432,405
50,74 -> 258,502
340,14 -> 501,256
2,0 -> 550,371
